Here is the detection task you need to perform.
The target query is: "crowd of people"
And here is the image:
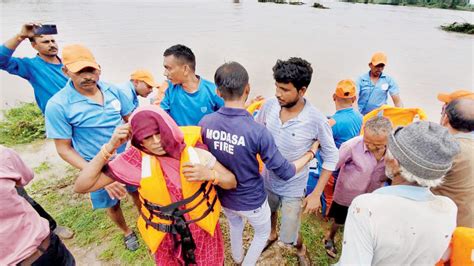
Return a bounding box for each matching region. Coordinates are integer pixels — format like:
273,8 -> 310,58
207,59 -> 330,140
1,23 -> 473,266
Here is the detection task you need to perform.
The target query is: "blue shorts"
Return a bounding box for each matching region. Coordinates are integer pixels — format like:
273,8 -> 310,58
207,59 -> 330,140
90,185 -> 138,209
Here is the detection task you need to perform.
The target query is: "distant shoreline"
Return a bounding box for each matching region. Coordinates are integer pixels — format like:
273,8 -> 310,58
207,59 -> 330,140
257,0 -> 474,11
340,0 -> 474,11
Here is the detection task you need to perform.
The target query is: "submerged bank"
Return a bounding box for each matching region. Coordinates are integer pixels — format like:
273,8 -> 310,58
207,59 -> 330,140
341,0 -> 474,10
441,22 -> 474,34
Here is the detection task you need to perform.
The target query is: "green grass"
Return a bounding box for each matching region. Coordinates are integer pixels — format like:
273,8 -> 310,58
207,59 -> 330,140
27,168 -> 154,265
33,161 -> 52,174
0,103 -> 45,145
27,166 -> 342,265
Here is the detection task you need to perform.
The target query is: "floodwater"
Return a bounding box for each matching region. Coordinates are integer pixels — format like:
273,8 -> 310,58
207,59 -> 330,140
1,0 -> 472,121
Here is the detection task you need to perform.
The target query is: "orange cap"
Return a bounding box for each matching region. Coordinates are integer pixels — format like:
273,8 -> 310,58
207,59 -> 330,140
335,79 -> 357,98
370,52 -> 387,66
131,69 -> 158,87
437,89 -> 474,103
62,44 -> 100,73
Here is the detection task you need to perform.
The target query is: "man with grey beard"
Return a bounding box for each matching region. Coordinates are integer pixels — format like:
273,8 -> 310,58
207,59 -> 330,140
336,121 -> 459,265
434,98 -> 474,228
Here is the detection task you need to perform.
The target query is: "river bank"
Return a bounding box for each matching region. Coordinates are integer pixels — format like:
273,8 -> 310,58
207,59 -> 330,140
342,0 -> 474,10
0,103 -> 340,265
11,137 -> 341,265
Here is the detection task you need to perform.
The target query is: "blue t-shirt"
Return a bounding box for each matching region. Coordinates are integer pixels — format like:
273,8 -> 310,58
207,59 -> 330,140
160,77 -> 224,126
116,81 -> 138,110
0,45 -> 67,114
199,107 -> 296,211
45,80 -> 134,161
357,71 -> 400,115
331,107 -> 363,148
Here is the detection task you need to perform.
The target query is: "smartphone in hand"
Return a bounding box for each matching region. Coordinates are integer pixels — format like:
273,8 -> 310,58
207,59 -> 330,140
34,24 -> 58,35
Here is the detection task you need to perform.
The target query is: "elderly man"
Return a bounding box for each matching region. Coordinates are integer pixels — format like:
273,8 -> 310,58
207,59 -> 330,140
160,44 -> 224,126
45,44 -> 140,251
116,69 -> 158,110
357,52 -> 403,115
0,145 -> 75,265
324,116 -> 391,258
0,23 -> 67,113
434,97 -> 474,228
336,121 -> 459,265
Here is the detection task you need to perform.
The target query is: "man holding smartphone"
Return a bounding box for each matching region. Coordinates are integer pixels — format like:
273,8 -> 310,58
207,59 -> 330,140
0,23 -> 74,240
0,23 -> 67,114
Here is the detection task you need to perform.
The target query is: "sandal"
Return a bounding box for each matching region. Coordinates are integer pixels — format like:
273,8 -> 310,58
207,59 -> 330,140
124,231 -> 140,251
323,239 -> 337,259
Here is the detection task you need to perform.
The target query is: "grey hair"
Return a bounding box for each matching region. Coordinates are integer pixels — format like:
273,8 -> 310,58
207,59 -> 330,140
365,116 -> 392,135
386,149 -> 444,188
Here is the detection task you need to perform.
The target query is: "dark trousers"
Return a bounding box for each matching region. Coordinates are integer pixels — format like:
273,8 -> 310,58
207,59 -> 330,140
31,233 -> 75,266
16,187 -> 57,231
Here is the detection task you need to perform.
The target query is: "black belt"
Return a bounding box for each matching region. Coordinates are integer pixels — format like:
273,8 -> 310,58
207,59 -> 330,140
140,181 -> 218,265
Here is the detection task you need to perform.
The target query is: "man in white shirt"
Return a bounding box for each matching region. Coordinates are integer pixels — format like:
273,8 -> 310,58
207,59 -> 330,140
337,121 -> 459,265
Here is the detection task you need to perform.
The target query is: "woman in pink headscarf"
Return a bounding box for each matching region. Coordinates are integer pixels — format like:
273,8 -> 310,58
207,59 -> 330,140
74,105 -> 236,265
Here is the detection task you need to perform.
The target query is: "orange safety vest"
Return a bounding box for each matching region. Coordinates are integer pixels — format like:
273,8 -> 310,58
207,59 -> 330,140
436,227 -> 474,266
361,105 -> 428,135
246,100 -> 265,116
136,126 -> 221,254
246,100 -> 265,173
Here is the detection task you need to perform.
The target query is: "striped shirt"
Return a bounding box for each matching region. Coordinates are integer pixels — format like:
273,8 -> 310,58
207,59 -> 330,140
256,97 -> 338,197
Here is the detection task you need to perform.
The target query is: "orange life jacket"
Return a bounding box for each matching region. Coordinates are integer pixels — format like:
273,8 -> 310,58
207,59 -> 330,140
361,105 -> 428,135
246,100 -> 265,173
436,227 -> 474,266
136,126 -> 221,256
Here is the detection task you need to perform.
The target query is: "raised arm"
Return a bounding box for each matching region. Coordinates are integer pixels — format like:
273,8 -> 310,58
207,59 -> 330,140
3,23 -> 38,50
0,23 -> 38,77
73,124 -> 131,194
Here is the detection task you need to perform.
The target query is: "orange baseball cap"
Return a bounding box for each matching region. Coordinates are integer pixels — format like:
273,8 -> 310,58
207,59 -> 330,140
370,52 -> 387,66
437,89 -> 474,103
131,69 -> 158,87
335,79 -> 357,98
62,44 -> 100,73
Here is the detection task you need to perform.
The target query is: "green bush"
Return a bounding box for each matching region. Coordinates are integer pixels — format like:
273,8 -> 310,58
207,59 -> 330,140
313,2 -> 330,8
441,22 -> 474,34
0,103 -> 45,145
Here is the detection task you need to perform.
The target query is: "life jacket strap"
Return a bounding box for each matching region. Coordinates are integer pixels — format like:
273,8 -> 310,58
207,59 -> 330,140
141,182 -> 208,214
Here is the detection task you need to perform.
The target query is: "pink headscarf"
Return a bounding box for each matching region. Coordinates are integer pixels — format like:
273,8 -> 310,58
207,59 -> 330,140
130,105 -> 185,160
107,106 -> 198,190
